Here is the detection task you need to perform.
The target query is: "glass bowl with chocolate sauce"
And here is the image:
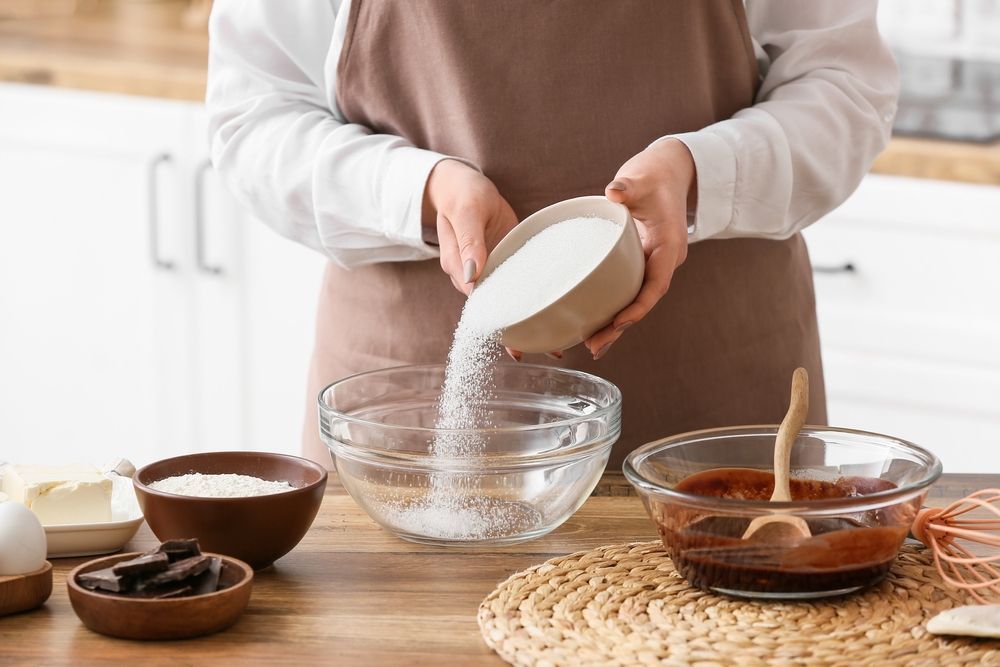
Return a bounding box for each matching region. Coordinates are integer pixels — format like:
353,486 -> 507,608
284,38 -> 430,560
624,426 -> 942,600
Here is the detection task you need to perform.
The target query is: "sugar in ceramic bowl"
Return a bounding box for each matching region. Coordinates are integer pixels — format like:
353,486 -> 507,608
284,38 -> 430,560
624,426 -> 942,600
67,551 -> 253,640
319,363 -> 621,546
133,452 -> 327,569
479,195 -> 644,353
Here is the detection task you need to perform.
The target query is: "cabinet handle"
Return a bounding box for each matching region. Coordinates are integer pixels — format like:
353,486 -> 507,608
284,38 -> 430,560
148,153 -> 175,271
812,262 -> 856,274
194,159 -> 223,275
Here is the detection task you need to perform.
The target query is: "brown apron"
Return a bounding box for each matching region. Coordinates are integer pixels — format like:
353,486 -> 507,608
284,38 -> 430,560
303,0 -> 827,469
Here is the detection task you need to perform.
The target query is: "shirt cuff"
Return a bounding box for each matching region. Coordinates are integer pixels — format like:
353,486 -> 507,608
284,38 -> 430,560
651,131 -> 736,242
379,146 -> 480,253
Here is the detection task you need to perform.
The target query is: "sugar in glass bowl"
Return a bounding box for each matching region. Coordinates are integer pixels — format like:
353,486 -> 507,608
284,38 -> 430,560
624,426 -> 942,599
318,363 -> 621,546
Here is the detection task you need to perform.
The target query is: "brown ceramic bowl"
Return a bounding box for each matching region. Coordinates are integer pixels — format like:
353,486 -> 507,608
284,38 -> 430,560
67,552 -> 252,640
133,452 -> 327,569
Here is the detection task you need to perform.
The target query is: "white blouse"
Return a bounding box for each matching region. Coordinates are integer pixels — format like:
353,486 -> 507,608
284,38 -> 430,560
206,1 -> 899,268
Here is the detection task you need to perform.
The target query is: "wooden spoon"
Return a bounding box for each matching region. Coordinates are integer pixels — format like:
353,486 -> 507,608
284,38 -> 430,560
742,367 -> 812,543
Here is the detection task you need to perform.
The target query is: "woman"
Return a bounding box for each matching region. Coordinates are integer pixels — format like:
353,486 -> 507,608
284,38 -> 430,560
207,1 -> 898,469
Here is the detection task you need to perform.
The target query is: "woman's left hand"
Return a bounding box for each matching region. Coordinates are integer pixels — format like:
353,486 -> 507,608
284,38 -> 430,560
585,138 -> 696,360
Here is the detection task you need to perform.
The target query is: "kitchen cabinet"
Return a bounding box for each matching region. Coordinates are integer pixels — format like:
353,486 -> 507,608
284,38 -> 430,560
2,83 -> 996,473
0,84 -> 323,466
804,174 -> 1000,472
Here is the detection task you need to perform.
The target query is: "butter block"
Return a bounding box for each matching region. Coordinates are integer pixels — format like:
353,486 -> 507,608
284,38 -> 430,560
1,464 -> 112,525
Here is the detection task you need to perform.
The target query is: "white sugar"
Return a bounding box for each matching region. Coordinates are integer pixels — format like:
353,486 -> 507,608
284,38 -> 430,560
432,216 -> 621,458
149,473 -> 296,498
457,216 -> 622,337
389,216 -> 621,541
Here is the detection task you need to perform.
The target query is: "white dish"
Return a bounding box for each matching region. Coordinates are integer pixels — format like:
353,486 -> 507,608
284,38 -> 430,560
44,473 -> 145,558
1,465 -> 145,558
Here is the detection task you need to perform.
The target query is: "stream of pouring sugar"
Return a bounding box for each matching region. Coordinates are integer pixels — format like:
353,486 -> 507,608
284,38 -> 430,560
383,216 -> 622,540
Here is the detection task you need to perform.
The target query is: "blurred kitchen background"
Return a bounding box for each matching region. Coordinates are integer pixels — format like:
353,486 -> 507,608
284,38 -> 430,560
0,0 -> 997,471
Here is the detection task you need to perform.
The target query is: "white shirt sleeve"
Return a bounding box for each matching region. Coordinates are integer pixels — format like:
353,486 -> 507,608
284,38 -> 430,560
665,0 -> 900,242
206,0 -> 451,267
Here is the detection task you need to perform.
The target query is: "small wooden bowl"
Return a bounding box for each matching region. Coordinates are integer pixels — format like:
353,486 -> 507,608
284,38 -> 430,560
67,552 -> 253,640
0,561 -> 53,616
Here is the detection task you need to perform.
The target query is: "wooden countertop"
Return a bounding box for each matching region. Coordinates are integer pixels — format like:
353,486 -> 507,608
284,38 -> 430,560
0,0 -> 207,101
1,1 -> 998,186
1,472 -> 996,665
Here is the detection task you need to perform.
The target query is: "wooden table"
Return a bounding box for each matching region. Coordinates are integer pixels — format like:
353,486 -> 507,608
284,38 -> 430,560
1,472 -> 995,665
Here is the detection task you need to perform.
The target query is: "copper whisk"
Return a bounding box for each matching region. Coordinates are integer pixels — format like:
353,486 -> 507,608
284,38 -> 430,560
910,489 -> 1000,603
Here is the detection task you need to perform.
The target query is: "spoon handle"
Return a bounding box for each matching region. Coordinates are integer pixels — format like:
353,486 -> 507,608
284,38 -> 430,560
771,368 -> 809,502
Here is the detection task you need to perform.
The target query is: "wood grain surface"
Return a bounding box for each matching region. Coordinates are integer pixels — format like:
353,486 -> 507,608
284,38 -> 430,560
0,472 -> 993,666
0,0 -> 207,101
0,561 -> 52,617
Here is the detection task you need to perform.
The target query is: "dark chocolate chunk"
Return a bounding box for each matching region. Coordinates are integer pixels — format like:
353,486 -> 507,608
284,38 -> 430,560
142,555 -> 211,588
155,538 -> 202,562
112,552 -> 170,577
81,540 -> 224,600
77,567 -> 124,593
190,557 -> 222,596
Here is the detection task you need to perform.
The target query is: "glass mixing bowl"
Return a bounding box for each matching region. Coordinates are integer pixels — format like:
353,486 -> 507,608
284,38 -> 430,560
624,426 -> 942,599
318,363 -> 621,546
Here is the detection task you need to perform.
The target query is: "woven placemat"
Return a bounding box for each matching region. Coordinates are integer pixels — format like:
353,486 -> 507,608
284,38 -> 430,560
479,541 -> 999,667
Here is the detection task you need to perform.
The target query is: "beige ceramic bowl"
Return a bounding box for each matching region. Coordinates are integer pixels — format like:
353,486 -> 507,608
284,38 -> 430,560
480,195 -> 644,353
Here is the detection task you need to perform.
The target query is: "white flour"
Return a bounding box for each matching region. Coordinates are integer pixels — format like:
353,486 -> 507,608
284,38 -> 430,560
149,473 -> 296,498
386,216 -> 621,540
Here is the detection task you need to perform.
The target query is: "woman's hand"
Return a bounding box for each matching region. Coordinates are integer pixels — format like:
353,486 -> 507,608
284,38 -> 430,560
423,159 -> 519,295
585,139 -> 696,360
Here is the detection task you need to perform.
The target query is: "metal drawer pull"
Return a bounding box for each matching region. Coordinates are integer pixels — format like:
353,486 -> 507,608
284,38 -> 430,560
812,262 -> 856,274
147,153 -> 175,271
194,159 -> 223,275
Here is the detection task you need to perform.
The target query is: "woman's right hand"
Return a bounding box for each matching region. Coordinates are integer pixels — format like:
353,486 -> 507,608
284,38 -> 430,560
423,159 -> 519,295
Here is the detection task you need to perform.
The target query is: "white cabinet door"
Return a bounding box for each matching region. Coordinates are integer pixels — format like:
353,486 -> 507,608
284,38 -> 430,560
0,84 -> 197,467
805,174 -> 1000,472
188,111 -> 325,456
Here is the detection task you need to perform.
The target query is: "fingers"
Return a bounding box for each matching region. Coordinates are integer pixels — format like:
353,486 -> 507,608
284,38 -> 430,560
448,208 -> 489,286
504,347 -> 522,362
584,320 -> 631,360
486,200 -> 520,252
614,245 -> 676,327
585,245 -> 678,358
436,214 -> 473,296
604,174 -> 660,220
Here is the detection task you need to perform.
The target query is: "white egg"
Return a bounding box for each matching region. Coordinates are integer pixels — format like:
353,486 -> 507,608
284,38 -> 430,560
0,500 -> 47,576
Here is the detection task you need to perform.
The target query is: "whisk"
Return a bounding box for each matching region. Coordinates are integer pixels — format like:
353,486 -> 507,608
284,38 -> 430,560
910,489 -> 1000,603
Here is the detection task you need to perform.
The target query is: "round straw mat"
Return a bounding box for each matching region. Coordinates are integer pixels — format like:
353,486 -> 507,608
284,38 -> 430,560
479,541 -> 999,667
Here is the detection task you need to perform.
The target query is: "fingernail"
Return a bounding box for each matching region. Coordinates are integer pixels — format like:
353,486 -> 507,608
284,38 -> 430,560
615,321 -> 633,333
463,258 -> 477,284
593,343 -> 612,361
506,348 -> 522,362
545,351 -> 563,360
606,180 -> 626,191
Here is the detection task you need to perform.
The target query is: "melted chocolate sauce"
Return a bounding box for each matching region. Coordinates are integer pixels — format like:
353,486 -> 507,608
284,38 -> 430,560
657,469 -> 910,595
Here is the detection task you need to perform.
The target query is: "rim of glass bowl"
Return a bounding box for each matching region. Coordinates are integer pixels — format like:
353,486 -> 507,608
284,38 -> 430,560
317,362 -> 623,469
623,424 -> 943,513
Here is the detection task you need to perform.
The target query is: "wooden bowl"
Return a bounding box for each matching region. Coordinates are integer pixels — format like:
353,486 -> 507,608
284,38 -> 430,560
134,451 -> 327,569
67,552 -> 253,640
0,561 -> 52,616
